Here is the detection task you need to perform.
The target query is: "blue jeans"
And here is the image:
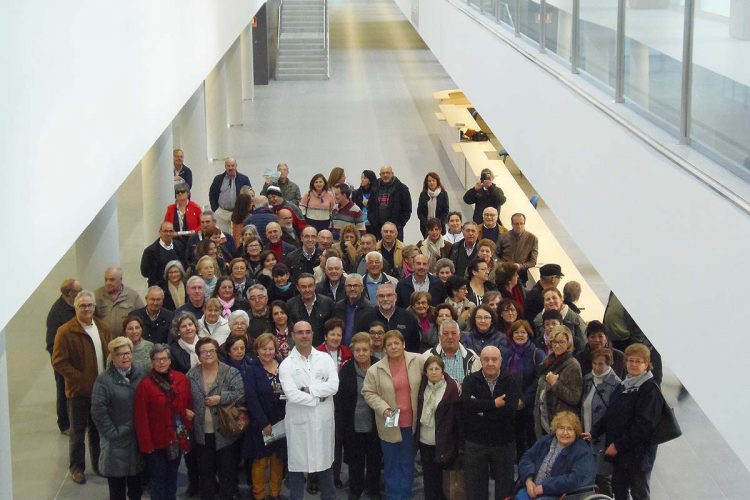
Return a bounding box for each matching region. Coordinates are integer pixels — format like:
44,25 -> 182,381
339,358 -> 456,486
146,449 -> 180,500
380,427 -> 414,500
288,468 -> 336,500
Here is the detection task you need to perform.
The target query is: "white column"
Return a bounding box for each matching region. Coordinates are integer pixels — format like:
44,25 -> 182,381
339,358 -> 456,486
75,195 -> 120,290
205,60 -> 230,162
225,37 -> 244,127
730,0 -> 750,40
173,84 -> 211,209
241,23 -> 255,102
0,329 -> 12,500
140,126 -> 174,243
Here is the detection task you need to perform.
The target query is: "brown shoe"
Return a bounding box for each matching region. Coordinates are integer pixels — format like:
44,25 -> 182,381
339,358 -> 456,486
70,472 -> 86,484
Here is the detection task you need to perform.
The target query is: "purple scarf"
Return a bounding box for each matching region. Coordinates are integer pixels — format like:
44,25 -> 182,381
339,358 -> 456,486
508,340 -> 532,381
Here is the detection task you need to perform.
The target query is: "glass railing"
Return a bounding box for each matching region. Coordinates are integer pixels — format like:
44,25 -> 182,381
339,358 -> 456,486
460,0 -> 750,183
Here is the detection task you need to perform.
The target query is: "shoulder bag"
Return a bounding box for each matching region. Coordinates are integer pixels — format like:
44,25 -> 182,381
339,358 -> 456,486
215,368 -> 250,439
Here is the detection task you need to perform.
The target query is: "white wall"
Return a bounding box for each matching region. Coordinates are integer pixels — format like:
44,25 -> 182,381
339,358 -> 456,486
0,0 -> 265,331
399,0 -> 750,468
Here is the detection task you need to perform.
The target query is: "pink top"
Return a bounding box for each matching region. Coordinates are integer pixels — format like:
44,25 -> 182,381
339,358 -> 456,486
390,358 -> 413,428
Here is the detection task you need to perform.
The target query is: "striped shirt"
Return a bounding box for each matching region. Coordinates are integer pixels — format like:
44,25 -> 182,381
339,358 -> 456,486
330,200 -> 366,239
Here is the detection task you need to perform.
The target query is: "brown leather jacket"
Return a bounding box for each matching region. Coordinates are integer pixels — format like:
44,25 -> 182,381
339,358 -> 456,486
52,317 -> 111,398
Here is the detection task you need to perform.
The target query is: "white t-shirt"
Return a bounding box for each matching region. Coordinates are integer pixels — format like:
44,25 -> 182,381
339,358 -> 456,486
82,321 -> 105,374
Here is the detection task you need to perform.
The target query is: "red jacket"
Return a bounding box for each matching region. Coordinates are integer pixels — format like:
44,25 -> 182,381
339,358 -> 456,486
315,343 -> 353,372
164,201 -> 202,232
134,370 -> 192,453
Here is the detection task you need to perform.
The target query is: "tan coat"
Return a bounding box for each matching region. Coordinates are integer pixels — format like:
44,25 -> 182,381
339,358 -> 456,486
52,317 -> 111,398
362,351 -> 424,443
95,285 -> 144,337
376,239 -> 404,270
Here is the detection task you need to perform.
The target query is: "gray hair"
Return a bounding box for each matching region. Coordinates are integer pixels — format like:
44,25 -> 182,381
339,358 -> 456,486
439,319 -> 460,335
150,343 -> 172,360
174,181 -> 190,194
365,251 -> 383,263
146,285 -> 165,298
435,258 -> 455,274
246,283 -> 268,298
345,274 -> 363,285
325,256 -> 343,269
171,312 -> 198,340
186,275 -> 207,292
376,282 -> 396,294
255,196 -> 269,208
73,290 -> 95,308
229,310 -> 250,327
202,210 -> 216,222
163,260 -> 186,281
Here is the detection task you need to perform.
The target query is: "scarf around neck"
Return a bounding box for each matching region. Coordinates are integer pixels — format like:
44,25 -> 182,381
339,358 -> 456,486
508,340 -> 532,379
539,351 -> 572,377
178,337 -> 200,368
420,378 -> 446,427
426,187 -> 441,218
218,297 -> 235,319
621,370 -> 653,392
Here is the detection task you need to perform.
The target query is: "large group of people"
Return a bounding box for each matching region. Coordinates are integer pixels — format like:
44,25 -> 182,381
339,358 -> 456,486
47,153 -> 671,500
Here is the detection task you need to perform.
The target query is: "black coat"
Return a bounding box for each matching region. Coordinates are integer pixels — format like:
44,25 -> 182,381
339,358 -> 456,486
132,307 -> 174,345
208,171 -> 252,211
462,183 -> 507,224
284,247 -> 321,282
240,357 -> 286,459
354,306 -> 421,353
316,278 -> 346,304
415,374 -> 462,465
395,275 -> 447,309
416,190 -> 449,237
46,296 -> 76,354
158,280 -> 186,313
367,177 -> 412,233
334,357 -> 379,457
460,370 -> 520,446
140,238 -> 186,287
169,343 -> 193,374
286,294 -> 335,345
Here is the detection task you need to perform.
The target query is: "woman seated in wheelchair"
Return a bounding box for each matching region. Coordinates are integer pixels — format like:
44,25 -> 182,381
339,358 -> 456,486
516,411 -> 595,499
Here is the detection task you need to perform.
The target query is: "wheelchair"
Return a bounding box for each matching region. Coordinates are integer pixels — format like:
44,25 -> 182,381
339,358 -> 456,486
506,484 -> 613,500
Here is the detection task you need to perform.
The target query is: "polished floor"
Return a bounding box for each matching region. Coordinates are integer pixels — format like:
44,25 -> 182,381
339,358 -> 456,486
5,0 -> 748,498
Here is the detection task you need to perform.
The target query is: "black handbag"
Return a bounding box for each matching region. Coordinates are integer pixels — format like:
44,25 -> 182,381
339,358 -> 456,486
650,383 -> 681,445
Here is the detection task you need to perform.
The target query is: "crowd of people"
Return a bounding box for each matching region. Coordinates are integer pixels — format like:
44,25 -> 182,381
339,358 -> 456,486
46,151 -> 671,500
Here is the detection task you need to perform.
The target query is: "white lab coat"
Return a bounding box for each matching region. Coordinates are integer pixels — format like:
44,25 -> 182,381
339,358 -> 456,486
279,347 -> 339,472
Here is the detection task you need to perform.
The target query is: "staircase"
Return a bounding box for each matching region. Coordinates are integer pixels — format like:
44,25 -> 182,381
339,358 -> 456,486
276,0 -> 330,81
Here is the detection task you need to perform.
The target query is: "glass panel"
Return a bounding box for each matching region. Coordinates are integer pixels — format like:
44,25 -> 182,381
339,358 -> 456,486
496,0 -> 516,27
467,0 -> 482,9
578,0 -> 618,88
691,0 -> 750,173
622,1 -> 684,130
544,0 -> 574,62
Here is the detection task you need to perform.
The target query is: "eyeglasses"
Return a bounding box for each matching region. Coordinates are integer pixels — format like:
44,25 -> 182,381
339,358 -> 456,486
550,340 -> 567,346
369,331 -> 385,336
345,283 -> 363,288
77,303 -> 95,309
153,357 -> 170,363
199,349 -> 217,356
113,352 -> 132,358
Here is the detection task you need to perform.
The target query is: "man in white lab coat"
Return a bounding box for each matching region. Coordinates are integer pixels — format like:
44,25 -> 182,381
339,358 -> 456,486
279,321 -> 340,500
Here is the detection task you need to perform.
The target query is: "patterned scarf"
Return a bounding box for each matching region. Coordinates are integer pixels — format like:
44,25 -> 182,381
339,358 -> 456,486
218,297 -> 235,319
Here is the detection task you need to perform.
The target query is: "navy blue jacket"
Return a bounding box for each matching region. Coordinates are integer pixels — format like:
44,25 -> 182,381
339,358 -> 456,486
518,434 -> 596,495
243,208 -> 278,247
209,172 -> 252,211
395,274 -> 447,309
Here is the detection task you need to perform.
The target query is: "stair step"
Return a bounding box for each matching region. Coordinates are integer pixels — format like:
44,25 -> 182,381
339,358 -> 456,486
278,54 -> 327,62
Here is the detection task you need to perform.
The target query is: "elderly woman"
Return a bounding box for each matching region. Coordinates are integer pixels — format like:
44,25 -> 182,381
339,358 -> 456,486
476,238 -> 499,275
591,343 -> 664,500
164,181 -> 202,240
416,355 -> 461,500
467,258 -> 494,306
197,298 -> 231,346
187,337 -> 245,500
335,332 -> 382,500
243,238 -> 265,276
517,411 -> 595,499
400,244 -> 420,279
159,260 -> 187,311
579,348 -> 622,497
533,288 -> 587,355
244,333 -> 287,500
445,275 -> 475,330
334,224 -> 360,273
169,312 -> 201,374
134,344 -> 193,500
497,298 -> 523,337
224,310 -> 252,355
212,276 -> 250,318
122,316 -> 153,371
496,262 -> 525,309
195,255 -> 219,298
502,320 -> 545,459
407,291 -> 437,351
91,337 -> 147,500
461,304 -> 506,353
228,257 -> 254,300
534,326 -> 583,438
269,300 -> 294,359
363,330 -> 425,500
434,258 -> 454,284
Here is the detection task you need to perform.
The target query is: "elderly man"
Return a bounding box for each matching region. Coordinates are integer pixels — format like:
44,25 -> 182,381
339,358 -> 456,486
478,206 -> 505,248
277,207 -> 301,248
279,321 -> 339,500
316,256 -> 348,303
208,157 -> 252,232
284,226 -> 321,281
354,234 -> 378,276
463,167 -> 507,224
361,251 -> 398,303
330,184 -> 365,239
423,319 -> 481,383
52,290 -> 111,484
243,195 -> 278,247
132,286 -> 174,344
46,278 -> 82,434
376,222 -> 403,274
260,162 -> 302,205
367,164 -> 412,240
395,254 -> 446,308
173,148 -> 193,188
246,284 -> 272,336
186,211 -> 236,264
95,267 -> 144,337
524,263 -> 563,322
176,276 -> 207,317
267,185 -> 306,231
355,283 -> 420,352
140,221 -> 185,287
333,274 -> 373,346
265,221 -> 296,261
286,273 -> 335,345
449,222 -> 480,277
499,212 -> 538,285
461,346 -> 520,499
317,229 -> 334,252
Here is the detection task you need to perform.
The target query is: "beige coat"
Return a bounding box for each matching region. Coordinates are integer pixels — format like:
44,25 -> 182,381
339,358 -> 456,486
362,351 -> 424,443
95,285 -> 144,337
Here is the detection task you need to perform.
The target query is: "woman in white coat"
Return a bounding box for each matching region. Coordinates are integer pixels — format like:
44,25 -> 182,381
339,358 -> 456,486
278,320 -> 340,500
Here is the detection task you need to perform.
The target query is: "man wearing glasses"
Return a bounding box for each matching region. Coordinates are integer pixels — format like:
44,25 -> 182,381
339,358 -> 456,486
52,290 -> 111,485
355,283 -> 420,353
333,274 -> 374,346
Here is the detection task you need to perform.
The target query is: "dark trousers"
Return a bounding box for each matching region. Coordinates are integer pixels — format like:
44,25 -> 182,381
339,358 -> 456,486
184,448 -> 200,490
612,461 -> 651,500
464,439 -> 515,500
380,427 -> 415,500
146,449 -> 180,500
53,362 -> 69,432
107,475 -> 143,500
67,396 -> 100,474
514,412 -> 536,462
419,443 -> 446,500
347,431 -> 381,498
288,468 -> 336,500
332,428 -> 344,482
196,433 -> 240,500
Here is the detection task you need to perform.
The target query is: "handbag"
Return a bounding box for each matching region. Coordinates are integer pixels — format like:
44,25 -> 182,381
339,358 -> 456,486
215,369 -> 250,439
650,386 -> 681,445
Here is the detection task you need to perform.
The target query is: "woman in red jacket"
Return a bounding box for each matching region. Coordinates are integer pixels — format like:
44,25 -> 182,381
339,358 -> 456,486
164,182 -> 202,241
134,343 -> 193,500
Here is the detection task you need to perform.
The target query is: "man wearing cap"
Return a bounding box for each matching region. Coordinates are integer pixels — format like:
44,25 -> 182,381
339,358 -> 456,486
267,185 -> 307,232
209,157 -> 252,233
524,263 -> 563,323
499,213 -> 538,284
